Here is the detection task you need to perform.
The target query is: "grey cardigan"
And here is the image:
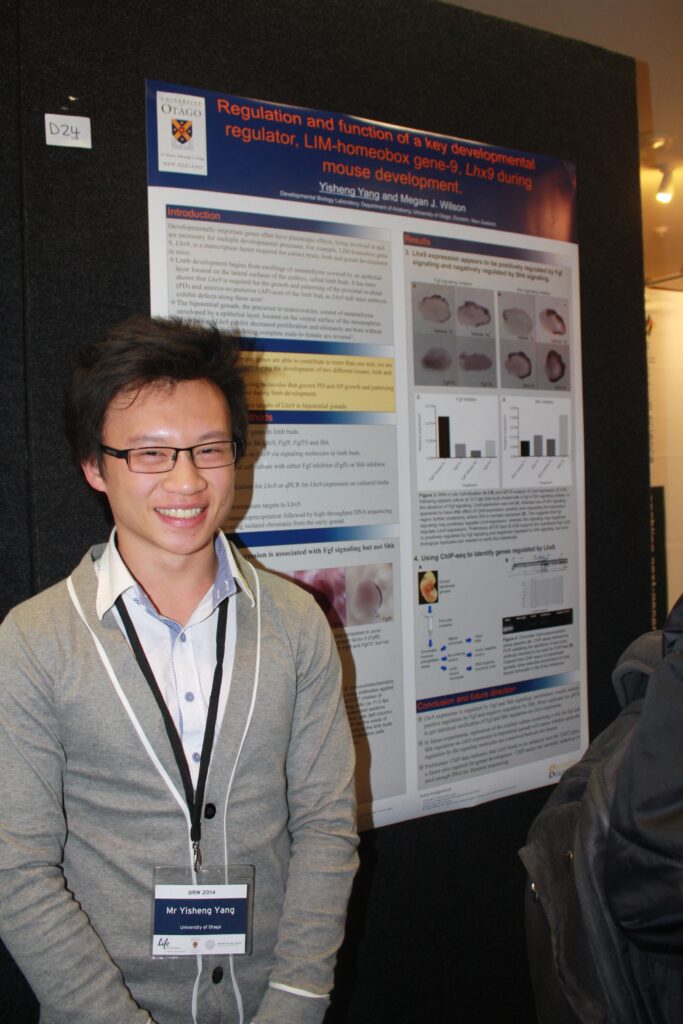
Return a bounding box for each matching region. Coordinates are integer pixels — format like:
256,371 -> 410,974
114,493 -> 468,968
0,543 -> 358,1024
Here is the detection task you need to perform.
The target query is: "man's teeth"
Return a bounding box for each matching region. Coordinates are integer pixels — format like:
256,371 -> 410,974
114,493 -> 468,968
157,507 -> 204,519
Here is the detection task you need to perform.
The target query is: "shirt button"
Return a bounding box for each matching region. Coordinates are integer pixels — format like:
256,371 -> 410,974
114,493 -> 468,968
184,691 -> 195,702
212,966 -> 223,984
192,752 -> 201,764
179,633 -> 186,643
205,803 -> 216,819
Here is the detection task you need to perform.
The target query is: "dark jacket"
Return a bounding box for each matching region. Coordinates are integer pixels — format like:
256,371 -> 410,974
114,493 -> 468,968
606,597 -> 683,1024
520,629 -> 663,1024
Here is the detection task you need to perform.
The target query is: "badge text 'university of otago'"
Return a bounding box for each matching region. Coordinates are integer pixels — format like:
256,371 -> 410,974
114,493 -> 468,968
172,119 -> 193,145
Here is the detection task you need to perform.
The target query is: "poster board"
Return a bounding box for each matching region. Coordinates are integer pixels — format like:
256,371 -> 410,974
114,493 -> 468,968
147,82 -> 586,829
3,1 -> 649,1018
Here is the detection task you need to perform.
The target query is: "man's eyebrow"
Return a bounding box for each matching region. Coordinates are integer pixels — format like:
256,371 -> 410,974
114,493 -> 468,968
193,432 -> 233,442
124,431 -> 232,445
122,433 -> 173,445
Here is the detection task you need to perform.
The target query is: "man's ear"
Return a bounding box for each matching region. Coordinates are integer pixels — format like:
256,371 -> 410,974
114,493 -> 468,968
82,457 -> 107,494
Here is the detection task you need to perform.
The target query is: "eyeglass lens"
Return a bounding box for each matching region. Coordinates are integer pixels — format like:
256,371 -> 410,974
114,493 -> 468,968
128,442 -> 236,472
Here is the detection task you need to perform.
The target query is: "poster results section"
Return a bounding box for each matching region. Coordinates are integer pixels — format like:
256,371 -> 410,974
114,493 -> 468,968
147,82 -> 586,828
406,234 -> 586,814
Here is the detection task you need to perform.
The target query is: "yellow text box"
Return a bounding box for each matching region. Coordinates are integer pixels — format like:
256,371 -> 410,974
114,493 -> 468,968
241,350 -> 395,412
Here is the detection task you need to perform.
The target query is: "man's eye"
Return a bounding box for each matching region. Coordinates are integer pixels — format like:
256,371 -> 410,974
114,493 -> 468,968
138,448 -> 168,460
197,444 -> 228,455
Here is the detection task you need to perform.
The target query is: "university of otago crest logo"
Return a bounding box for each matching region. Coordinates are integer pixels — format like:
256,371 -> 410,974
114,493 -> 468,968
156,90 -> 207,174
172,119 -> 193,145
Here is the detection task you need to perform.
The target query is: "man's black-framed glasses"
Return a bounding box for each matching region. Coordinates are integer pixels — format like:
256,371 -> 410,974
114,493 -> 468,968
99,440 -> 239,474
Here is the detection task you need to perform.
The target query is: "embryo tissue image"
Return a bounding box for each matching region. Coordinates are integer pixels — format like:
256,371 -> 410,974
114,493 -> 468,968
418,294 -> 452,324
505,351 -> 533,380
418,570 -> 438,605
291,568 -> 346,628
502,308 -> 533,337
456,300 -> 491,328
346,564 -> 393,626
539,308 -> 567,335
458,351 -> 492,372
421,346 -> 453,371
544,349 -> 567,383
290,564 -> 394,628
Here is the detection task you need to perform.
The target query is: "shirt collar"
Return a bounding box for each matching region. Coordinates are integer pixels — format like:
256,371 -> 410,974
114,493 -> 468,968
93,528 -> 254,621
215,530 -> 254,607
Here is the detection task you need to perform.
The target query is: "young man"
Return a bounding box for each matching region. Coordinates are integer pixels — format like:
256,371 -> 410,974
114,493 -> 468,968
0,317 -> 358,1024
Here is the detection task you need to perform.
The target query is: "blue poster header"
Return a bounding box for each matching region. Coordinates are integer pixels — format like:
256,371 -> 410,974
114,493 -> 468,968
147,81 -> 577,241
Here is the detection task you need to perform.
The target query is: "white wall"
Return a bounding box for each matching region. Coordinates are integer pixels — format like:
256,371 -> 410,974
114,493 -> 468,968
452,0 -> 683,285
647,287 -> 683,607
452,0 -> 683,137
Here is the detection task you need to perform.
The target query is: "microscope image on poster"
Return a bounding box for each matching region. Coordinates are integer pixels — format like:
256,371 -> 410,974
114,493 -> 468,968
291,564 -> 394,628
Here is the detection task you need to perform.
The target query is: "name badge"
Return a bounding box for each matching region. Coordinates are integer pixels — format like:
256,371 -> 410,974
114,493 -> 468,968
153,882 -> 248,956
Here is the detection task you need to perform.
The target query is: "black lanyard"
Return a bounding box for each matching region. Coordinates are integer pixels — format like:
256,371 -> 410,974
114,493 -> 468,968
115,595 -> 228,873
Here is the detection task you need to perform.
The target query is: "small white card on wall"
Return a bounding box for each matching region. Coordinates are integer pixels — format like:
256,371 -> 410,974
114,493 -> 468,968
44,114 -> 92,149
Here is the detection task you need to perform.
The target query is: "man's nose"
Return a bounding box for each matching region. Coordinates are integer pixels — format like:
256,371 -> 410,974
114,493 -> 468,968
162,450 -> 206,490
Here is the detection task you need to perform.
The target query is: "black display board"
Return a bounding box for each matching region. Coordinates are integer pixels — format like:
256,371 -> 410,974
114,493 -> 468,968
2,1 -> 649,1020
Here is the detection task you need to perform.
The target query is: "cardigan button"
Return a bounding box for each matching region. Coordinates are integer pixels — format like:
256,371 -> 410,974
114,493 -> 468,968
204,803 -> 216,819
212,967 -> 223,984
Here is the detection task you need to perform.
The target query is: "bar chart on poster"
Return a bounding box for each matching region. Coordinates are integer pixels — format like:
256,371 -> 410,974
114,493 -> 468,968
416,393 -> 499,491
502,395 -> 572,488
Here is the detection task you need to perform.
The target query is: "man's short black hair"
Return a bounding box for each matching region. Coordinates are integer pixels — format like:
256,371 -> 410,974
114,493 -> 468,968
66,316 -> 248,465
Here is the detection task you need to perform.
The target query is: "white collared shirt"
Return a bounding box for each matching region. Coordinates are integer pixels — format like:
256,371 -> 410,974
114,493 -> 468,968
93,529 -> 254,785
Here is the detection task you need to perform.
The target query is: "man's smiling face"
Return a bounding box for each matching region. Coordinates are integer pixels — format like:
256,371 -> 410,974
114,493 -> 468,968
82,378 -> 236,576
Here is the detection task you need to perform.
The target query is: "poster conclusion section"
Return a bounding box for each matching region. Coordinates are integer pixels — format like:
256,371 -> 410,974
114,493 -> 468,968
147,82 -> 586,829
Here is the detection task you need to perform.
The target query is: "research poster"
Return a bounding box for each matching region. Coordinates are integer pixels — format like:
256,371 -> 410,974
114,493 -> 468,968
146,82 -> 586,829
